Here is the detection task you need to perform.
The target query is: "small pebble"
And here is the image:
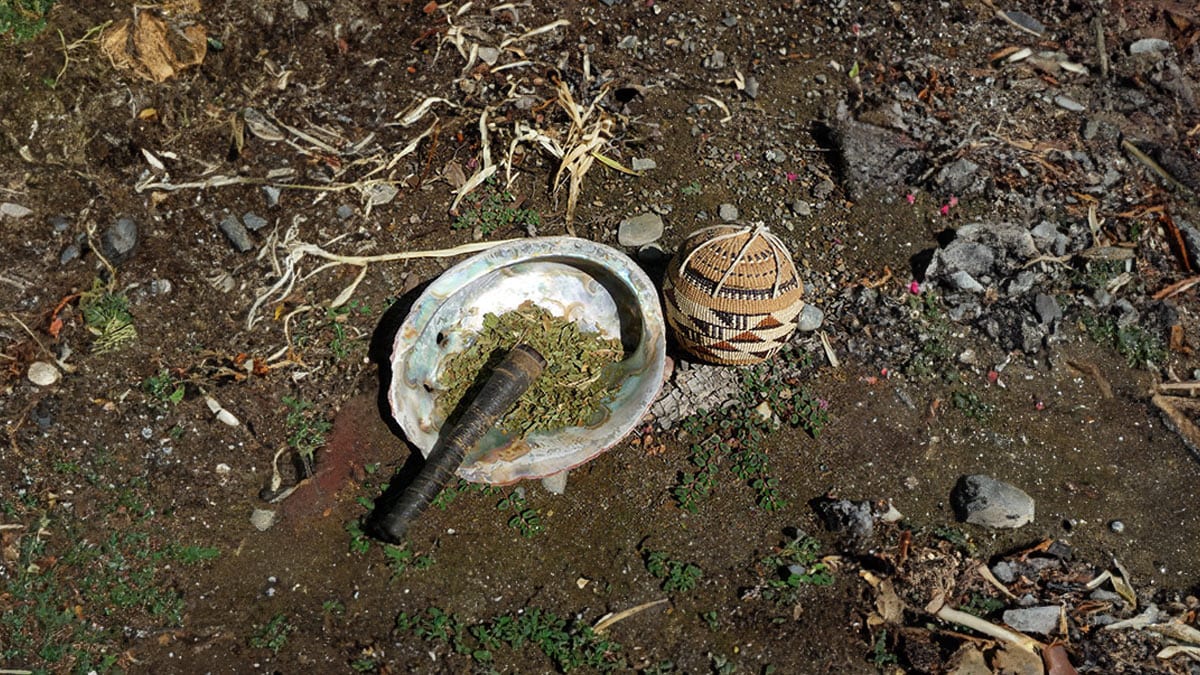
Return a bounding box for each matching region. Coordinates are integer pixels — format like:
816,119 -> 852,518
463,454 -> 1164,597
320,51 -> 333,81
1054,95 -> 1085,112
262,185 -> 281,208
250,508 -> 277,531
59,243 -> 81,265
1109,520 -> 1125,533
102,216 -> 139,264
218,214 -> 254,252
718,203 -> 738,221
631,157 -> 657,172
618,212 -> 664,247
242,212 -> 269,231
1,202 -> 34,218
48,215 -> 71,232
477,46 -> 501,65
336,204 -> 354,220
1129,38 -> 1171,55
27,361 -> 61,387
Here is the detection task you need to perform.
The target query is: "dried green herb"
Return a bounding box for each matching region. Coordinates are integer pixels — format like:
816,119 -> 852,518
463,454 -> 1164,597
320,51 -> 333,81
436,302 -> 624,437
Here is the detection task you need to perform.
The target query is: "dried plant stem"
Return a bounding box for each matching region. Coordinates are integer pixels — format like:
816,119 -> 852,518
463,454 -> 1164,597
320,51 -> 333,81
246,227 -> 519,329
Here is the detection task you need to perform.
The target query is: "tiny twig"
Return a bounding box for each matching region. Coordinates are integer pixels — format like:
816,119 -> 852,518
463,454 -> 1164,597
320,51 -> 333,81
592,599 -> 669,634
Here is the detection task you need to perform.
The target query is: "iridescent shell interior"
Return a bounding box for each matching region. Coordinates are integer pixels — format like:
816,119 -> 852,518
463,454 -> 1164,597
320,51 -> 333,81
389,237 -> 666,484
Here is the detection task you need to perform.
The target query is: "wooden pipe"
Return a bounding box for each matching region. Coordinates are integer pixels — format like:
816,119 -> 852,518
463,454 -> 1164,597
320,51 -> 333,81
369,343 -> 546,543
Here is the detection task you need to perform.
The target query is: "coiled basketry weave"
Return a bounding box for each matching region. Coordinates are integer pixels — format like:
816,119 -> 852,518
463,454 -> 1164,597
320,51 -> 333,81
663,223 -> 804,365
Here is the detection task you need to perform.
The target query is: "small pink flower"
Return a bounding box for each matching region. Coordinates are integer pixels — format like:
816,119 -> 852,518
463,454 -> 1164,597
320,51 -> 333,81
948,195 -> 959,207
939,203 -> 950,216
733,152 -> 743,161
987,370 -> 999,384
880,367 -> 890,378
908,280 -> 920,294
851,23 -> 861,36
786,171 -> 799,183
1035,400 -> 1045,411
905,193 -> 916,205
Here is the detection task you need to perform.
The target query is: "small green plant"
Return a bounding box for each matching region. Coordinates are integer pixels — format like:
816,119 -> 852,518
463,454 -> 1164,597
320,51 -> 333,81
951,389 -> 994,423
346,519 -> 372,555
323,599 -> 346,615
81,280 -> 137,353
961,592 -> 1005,619
143,369 -> 186,409
383,543 -> 435,581
756,534 -> 834,605
497,491 -> 543,538
283,395 -> 331,474
931,525 -> 977,556
453,177 -> 541,236
643,549 -> 703,593
0,0 -> 56,43
672,346 -> 825,512
680,180 -> 703,196
396,606 -> 625,671
433,477 -> 501,510
170,544 -> 220,564
325,300 -> 371,360
250,613 -> 294,654
700,610 -> 719,631
871,629 -> 899,668
1081,312 -> 1165,368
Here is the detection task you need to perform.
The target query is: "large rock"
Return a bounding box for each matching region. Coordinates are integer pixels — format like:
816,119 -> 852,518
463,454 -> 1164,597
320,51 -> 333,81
924,222 -> 1038,293
828,102 -> 924,201
951,474 -> 1034,529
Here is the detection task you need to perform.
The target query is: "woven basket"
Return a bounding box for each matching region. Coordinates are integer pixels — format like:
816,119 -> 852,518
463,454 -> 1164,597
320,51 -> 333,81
663,223 -> 804,365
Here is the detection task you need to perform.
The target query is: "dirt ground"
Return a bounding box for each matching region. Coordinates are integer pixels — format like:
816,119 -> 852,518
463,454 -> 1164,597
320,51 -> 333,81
3,0 -> 1200,673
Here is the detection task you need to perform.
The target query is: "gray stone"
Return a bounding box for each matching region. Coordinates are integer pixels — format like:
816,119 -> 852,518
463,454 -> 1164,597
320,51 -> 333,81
814,498 -> 874,546
1007,270 -> 1037,295
1035,293 -> 1061,326
991,561 -> 1016,584
102,217 -> 139,264
48,215 -> 70,232
1130,38 -> 1171,55
935,159 -> 980,194
1002,606 -> 1060,636
952,474 -> 1035,529
812,178 -> 835,200
59,243 -> 81,265
262,185 -> 281,207
218,214 -> 254,252
791,200 -> 812,217
242,212 -> 269,231
1,202 -> 33,218
1054,95 -> 1085,112
797,304 -> 824,332
948,270 -> 985,293
477,46 -> 501,65
703,50 -> 726,69
743,76 -> 759,99
631,157 -> 657,172
718,203 -> 739,221
618,213 -> 664,247
828,101 -> 922,200
336,204 -> 354,220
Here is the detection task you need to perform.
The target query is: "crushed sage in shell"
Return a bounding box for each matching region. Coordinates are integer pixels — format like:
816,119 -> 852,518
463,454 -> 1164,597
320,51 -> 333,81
435,301 -> 625,437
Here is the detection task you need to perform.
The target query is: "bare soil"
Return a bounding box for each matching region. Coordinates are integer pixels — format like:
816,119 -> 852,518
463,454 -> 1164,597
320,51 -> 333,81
3,1 -> 1200,673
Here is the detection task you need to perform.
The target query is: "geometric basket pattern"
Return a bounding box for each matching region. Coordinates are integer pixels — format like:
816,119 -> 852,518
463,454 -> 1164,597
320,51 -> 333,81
663,223 -> 805,365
